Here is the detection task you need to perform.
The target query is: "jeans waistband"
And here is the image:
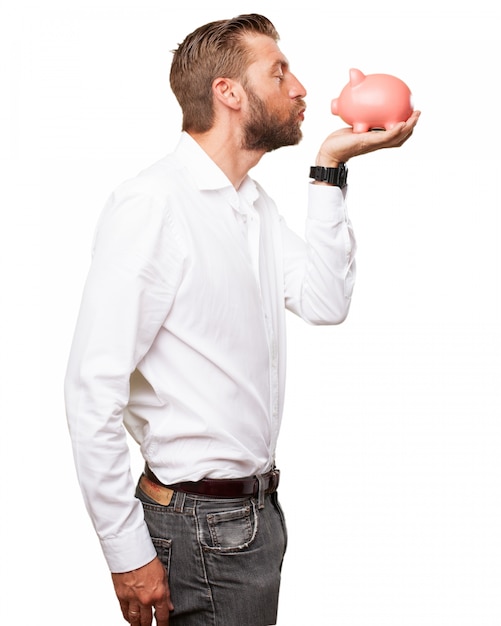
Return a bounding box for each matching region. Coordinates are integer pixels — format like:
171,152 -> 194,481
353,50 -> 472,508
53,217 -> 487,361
143,464 -> 280,508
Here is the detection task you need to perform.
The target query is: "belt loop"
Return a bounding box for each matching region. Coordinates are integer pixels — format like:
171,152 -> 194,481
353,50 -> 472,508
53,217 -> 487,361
257,474 -> 266,510
173,490 -> 186,513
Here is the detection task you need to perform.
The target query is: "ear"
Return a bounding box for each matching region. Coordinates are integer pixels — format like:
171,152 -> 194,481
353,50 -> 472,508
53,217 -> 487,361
212,77 -> 244,111
349,68 -> 365,87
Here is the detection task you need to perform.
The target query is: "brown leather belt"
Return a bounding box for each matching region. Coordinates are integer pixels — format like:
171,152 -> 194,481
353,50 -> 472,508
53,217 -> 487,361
144,464 -> 280,499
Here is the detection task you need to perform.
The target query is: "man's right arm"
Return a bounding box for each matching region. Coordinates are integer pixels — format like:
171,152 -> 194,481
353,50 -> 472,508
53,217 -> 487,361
64,185 -> 184,573
112,557 -> 174,625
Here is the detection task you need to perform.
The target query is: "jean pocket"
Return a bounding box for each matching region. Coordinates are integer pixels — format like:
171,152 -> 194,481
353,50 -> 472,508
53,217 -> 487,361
151,537 -> 172,573
203,500 -> 258,553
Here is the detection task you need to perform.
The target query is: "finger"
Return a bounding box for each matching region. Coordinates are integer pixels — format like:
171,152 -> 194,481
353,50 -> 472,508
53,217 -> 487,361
118,600 -> 129,622
409,109 -> 421,123
137,606 -> 155,626
129,605 -> 154,626
127,606 -> 142,625
153,599 -> 173,626
385,110 -> 420,139
374,118 -> 416,147
401,110 -> 421,134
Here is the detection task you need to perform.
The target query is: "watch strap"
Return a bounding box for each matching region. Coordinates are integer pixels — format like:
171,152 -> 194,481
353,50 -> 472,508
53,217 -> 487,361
309,164 -> 348,187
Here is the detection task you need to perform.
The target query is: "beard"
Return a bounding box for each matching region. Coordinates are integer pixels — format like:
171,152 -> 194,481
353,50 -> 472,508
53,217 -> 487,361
242,89 -> 304,153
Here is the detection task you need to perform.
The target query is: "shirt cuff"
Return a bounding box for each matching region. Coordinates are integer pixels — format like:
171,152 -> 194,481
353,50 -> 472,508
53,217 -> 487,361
101,522 -> 157,573
307,182 -> 349,223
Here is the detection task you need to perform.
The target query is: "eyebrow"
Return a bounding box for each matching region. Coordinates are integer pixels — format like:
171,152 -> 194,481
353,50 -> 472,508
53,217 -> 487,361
271,58 -> 289,73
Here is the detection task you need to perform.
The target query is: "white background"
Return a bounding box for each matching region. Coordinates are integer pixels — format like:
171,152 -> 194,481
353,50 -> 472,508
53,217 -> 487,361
2,0 -> 500,624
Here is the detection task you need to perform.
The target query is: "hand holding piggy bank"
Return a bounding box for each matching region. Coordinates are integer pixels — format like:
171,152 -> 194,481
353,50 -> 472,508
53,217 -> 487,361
331,68 -> 414,133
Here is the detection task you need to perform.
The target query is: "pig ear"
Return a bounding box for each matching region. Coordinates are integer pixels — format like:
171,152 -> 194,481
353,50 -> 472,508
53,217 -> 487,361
349,68 -> 365,86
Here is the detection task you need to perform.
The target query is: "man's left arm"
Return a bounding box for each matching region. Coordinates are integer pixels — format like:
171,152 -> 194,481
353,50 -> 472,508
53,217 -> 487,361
282,184 -> 356,324
282,110 -> 420,325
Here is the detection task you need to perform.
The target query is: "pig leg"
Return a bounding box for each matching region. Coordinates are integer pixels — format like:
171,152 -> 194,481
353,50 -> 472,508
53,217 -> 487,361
352,122 -> 371,133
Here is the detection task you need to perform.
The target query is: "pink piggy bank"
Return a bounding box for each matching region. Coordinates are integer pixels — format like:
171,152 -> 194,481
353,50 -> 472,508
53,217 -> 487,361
331,68 -> 413,133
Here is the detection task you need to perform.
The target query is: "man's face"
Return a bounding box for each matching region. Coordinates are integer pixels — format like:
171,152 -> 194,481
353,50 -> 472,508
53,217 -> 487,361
240,35 -> 307,153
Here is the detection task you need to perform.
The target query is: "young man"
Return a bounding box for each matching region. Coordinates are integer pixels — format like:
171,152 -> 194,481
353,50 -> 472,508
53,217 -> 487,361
65,14 -> 419,626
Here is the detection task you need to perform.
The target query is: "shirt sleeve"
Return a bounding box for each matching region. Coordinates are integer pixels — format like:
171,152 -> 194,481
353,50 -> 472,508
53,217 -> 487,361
282,183 -> 356,324
64,184 -> 184,572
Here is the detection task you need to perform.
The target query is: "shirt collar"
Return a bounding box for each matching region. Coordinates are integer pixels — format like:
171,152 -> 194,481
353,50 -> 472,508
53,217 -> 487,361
174,132 -> 259,209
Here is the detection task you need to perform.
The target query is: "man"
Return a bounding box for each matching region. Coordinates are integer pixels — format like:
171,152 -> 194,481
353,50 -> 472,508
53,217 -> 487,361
64,13 -> 419,626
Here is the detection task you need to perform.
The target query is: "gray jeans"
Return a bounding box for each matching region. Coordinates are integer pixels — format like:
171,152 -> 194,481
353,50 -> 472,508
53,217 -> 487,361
136,480 -> 288,625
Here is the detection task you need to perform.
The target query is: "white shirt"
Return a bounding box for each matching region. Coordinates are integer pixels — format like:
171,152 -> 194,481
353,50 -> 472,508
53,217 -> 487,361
64,132 -> 356,572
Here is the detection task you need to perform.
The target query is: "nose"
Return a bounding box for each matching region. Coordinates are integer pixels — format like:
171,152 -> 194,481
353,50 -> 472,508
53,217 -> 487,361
289,73 -> 307,99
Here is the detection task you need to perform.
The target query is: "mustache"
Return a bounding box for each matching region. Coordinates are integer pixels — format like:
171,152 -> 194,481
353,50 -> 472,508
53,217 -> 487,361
294,99 -> 306,111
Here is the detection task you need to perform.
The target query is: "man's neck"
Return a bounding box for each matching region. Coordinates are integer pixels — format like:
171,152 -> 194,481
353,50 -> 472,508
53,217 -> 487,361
188,128 -> 265,190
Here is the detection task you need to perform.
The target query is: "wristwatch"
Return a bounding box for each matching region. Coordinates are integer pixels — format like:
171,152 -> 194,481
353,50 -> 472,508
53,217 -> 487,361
309,163 -> 348,188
